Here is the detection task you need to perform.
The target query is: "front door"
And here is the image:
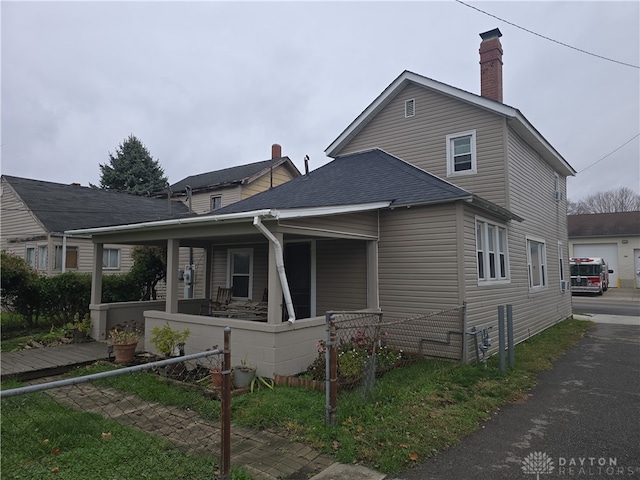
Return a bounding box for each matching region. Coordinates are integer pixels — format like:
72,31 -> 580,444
284,242 -> 311,319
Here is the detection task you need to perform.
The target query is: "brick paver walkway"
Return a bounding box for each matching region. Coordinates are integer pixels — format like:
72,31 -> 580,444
42,381 -> 334,479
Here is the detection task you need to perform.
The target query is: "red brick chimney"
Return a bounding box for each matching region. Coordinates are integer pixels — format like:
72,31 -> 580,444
479,28 -> 503,103
271,143 -> 282,159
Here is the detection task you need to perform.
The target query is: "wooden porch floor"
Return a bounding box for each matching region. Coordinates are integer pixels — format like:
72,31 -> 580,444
1,341 -> 109,381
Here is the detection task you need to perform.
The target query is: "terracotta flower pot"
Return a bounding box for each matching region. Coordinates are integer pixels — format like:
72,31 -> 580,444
113,342 -> 137,364
210,368 -> 224,389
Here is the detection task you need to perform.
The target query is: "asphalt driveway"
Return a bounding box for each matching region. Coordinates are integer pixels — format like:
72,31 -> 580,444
389,322 -> 640,480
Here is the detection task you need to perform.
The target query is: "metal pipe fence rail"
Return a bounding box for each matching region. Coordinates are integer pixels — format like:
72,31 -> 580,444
325,306 -> 465,425
1,328 -> 232,479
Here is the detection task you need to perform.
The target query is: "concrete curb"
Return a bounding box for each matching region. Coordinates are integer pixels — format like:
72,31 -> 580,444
309,463 -> 386,480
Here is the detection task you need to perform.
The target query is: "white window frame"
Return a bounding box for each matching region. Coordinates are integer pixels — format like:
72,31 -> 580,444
210,195 -> 222,211
37,245 -> 48,270
102,248 -> 121,270
446,130 -> 477,177
25,245 -> 36,269
228,248 -> 253,300
526,236 -> 547,290
404,98 -> 415,118
475,216 -> 510,284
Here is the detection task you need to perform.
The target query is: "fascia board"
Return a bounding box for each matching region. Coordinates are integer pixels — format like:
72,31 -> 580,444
275,202 -> 392,219
64,209 -> 276,236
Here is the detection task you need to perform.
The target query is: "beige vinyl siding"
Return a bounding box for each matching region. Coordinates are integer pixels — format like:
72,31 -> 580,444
210,243 -> 269,302
0,180 -> 48,257
242,165 -> 295,199
377,204 -> 461,319
315,239 -> 367,313
459,129 -> 572,361
190,186 -> 242,214
337,83 -> 508,206
280,211 -> 378,238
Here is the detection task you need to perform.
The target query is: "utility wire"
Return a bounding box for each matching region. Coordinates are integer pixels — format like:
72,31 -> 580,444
455,0 -> 640,69
579,133 -> 640,174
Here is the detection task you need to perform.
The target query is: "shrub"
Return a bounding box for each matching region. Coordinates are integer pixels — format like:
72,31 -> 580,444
0,251 -> 43,327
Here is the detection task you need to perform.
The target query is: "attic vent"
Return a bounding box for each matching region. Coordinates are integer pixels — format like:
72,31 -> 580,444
405,99 -> 415,118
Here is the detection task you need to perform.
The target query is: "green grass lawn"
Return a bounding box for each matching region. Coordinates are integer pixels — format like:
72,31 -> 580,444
1,317 -> 592,477
1,386 -> 224,479
230,318 -> 593,473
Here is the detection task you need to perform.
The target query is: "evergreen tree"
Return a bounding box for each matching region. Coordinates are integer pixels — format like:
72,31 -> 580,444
97,134 -> 168,196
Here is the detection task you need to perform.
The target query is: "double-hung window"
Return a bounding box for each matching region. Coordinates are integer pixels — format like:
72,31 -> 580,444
476,218 -> 509,283
37,246 -> 48,270
228,249 -> 252,300
102,248 -> 120,270
527,237 -> 547,289
446,130 -> 477,177
26,245 -> 36,269
210,195 -> 222,211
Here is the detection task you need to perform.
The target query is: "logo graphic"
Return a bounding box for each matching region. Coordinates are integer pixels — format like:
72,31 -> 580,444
522,451 -> 555,480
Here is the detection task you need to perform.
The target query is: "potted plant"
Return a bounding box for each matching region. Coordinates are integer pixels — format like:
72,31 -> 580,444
150,322 -> 190,357
233,356 -> 256,389
108,322 -> 142,364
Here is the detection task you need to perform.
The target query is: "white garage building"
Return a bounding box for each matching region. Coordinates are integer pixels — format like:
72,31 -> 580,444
568,212 -> 640,289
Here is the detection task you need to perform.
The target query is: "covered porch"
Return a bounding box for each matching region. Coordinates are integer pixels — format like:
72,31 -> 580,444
71,207 -> 383,377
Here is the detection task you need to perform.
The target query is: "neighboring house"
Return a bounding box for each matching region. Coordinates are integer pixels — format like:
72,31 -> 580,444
160,145 -> 301,299
164,144 -> 300,215
0,175 -> 190,276
68,28 -> 576,377
568,212 -> 640,288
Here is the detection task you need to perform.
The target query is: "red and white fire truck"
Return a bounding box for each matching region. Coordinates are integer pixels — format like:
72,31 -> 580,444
569,257 -> 613,295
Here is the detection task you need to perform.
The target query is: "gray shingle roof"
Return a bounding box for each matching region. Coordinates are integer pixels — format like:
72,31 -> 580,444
3,175 -> 191,233
214,149 -> 471,214
568,212 -> 640,237
169,157 -> 296,193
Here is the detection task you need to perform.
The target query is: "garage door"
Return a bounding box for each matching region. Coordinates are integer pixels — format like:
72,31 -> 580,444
573,244 -> 619,288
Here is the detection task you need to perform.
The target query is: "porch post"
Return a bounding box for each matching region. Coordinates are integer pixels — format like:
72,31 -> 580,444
166,239 -> 180,313
267,232 -> 284,324
367,240 -> 380,310
204,244 -> 213,301
90,243 -> 106,340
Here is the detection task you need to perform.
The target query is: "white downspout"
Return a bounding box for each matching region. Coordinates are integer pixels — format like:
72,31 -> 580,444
253,216 -> 296,323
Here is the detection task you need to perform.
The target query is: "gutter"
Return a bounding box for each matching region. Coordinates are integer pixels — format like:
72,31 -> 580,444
253,216 -> 296,323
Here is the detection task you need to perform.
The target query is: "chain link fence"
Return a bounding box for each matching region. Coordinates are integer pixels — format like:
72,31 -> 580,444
325,306 -> 466,425
1,332 -> 232,479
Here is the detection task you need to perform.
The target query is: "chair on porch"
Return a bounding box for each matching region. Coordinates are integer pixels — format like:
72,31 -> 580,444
200,286 -> 233,315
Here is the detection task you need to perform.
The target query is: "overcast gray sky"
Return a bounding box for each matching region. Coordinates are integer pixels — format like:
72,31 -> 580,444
2,1 -> 638,202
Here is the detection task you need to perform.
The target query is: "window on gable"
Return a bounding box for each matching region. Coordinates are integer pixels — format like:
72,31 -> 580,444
54,246 -> 79,270
26,246 -> 36,269
405,99 -> 415,118
37,245 -> 48,270
102,248 -> 120,270
446,130 -> 477,177
476,218 -> 509,284
527,238 -> 547,289
228,249 -> 252,300
211,195 -> 222,211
